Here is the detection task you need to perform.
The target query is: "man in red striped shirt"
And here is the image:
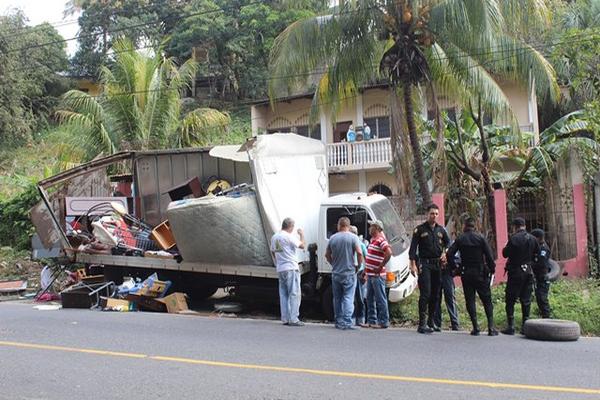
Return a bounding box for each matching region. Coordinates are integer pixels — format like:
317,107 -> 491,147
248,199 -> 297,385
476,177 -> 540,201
365,220 -> 392,328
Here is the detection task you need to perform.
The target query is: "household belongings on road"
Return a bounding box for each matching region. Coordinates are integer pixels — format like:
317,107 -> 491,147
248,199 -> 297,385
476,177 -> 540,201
66,176 -> 236,260
59,270 -> 189,314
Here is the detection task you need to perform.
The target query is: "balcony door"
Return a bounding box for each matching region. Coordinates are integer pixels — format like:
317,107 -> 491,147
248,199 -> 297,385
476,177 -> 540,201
333,121 -> 352,142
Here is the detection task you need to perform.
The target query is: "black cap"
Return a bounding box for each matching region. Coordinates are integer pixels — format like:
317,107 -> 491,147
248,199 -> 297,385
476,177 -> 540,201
531,228 -> 545,239
512,217 -> 526,227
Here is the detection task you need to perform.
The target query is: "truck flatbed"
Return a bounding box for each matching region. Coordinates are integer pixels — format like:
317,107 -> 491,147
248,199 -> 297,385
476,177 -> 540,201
75,253 -> 309,279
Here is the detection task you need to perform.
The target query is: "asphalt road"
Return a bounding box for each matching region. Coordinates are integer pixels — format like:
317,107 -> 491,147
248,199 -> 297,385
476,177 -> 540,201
1,301 -> 599,400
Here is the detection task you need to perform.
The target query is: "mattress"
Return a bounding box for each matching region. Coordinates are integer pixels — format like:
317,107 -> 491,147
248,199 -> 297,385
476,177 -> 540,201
166,193 -> 273,266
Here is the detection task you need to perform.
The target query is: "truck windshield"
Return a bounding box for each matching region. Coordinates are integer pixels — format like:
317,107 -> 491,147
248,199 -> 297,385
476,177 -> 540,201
371,198 -> 409,255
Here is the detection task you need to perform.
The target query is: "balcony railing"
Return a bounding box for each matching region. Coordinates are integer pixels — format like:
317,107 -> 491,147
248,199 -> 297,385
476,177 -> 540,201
327,138 -> 392,171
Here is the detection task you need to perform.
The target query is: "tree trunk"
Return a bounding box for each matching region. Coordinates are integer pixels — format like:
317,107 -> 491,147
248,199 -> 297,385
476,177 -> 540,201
389,87 -> 414,208
402,79 -> 431,207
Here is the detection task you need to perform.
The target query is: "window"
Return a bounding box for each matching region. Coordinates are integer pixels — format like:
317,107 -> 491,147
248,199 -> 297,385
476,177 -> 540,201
296,124 -> 322,141
371,198 -> 409,255
427,107 -> 456,122
363,117 -> 390,139
326,207 -> 369,240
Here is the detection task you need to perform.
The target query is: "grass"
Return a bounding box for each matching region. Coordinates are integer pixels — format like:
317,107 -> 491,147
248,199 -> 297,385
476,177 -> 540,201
390,278 -> 600,336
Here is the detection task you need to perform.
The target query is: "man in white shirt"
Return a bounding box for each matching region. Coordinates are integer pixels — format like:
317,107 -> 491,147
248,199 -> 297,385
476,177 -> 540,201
271,217 -> 306,326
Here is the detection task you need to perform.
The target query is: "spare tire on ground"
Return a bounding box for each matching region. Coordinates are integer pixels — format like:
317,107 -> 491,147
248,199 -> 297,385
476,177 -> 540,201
523,319 -> 580,341
546,259 -> 562,282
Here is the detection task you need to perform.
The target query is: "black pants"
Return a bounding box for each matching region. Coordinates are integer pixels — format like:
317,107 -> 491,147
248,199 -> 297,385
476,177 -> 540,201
461,272 -> 494,329
534,275 -> 551,318
505,270 -> 534,322
418,262 -> 441,326
433,267 -> 460,328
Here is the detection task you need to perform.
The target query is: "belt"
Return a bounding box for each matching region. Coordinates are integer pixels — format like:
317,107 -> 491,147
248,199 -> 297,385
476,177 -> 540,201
420,258 -> 441,264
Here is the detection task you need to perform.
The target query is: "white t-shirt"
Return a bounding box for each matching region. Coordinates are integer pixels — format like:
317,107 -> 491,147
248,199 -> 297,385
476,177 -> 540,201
270,230 -> 302,272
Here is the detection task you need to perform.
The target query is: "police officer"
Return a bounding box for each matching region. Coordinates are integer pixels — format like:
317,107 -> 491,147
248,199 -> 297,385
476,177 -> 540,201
531,228 -> 552,318
447,217 -> 498,336
501,217 -> 539,335
409,203 -> 450,334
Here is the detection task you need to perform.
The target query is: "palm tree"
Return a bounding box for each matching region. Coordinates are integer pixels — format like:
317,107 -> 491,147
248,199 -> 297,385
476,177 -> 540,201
57,39 -> 230,161
269,0 -> 559,207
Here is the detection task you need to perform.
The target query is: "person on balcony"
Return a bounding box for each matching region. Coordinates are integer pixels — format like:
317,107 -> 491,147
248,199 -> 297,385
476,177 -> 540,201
363,123 -> 372,140
346,125 -> 356,142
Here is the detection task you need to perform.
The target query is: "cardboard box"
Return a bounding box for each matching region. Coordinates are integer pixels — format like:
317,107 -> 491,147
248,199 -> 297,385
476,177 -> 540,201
100,297 -> 134,312
157,292 -> 189,314
125,294 -> 167,312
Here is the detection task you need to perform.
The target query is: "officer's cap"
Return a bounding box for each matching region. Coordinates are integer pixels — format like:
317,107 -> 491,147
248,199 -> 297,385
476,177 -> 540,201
531,228 -> 545,239
512,217 -> 526,227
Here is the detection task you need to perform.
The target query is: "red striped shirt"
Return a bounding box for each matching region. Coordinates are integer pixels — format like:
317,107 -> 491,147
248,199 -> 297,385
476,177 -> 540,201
365,234 -> 390,276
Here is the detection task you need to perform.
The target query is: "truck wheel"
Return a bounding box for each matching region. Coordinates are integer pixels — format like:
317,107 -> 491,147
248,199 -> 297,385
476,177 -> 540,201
522,319 -> 580,341
321,285 -> 334,322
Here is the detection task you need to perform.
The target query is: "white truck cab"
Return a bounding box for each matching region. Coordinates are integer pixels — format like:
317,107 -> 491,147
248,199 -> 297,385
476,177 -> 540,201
317,193 -> 418,303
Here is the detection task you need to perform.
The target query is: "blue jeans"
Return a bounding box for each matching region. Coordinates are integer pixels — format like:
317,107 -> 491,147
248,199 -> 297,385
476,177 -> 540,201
353,273 -> 367,325
366,275 -> 389,327
433,267 -> 460,328
332,272 -> 357,328
278,270 -> 301,323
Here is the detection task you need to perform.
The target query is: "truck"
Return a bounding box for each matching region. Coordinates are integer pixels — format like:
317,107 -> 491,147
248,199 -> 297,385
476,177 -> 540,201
32,133 -> 417,317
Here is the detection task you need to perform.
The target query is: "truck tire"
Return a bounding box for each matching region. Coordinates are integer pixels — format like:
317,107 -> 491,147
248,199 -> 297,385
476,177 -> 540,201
522,319 -> 580,341
546,259 -> 561,282
321,285 -> 334,322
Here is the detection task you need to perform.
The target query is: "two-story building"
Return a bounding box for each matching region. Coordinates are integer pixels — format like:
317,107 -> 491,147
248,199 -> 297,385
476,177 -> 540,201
250,79 -> 540,197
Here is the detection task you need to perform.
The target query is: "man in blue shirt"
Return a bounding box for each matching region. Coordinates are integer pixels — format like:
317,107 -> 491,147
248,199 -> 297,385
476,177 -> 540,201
326,217 -> 363,330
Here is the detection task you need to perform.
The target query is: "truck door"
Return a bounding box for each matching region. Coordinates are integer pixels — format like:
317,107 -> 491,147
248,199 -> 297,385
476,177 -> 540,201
318,206 -> 369,273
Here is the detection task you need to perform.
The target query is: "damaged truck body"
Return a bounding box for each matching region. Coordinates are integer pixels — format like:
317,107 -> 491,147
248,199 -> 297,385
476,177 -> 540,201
32,134 -> 417,317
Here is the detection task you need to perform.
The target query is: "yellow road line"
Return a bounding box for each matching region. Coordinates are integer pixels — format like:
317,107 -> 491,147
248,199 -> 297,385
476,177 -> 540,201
1,340 -> 599,395
0,340 -> 147,359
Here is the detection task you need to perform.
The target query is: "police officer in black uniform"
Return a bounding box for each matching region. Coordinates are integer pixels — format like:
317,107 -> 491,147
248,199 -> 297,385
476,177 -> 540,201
447,217 -> 498,336
531,228 -> 552,318
501,217 -> 539,335
409,204 -> 450,334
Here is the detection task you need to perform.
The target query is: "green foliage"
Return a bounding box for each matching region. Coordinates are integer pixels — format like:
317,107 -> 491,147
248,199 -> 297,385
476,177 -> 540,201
390,279 -> 600,336
167,0 -> 326,100
57,39 -> 230,161
68,0 -> 185,76
0,11 -> 70,148
0,185 -> 39,250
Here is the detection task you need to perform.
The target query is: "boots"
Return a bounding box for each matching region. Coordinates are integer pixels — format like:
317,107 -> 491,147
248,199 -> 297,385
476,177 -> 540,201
501,316 -> 515,335
485,304 -> 498,336
418,312 -> 433,334
469,313 -> 480,336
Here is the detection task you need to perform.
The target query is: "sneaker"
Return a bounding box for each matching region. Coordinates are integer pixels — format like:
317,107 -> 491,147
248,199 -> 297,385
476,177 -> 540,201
370,324 -> 388,329
488,328 -> 499,336
429,325 -> 441,332
345,325 -> 359,330
417,326 -> 434,334
358,323 -> 369,328
282,321 -> 289,325
470,329 -> 480,336
288,321 -> 305,327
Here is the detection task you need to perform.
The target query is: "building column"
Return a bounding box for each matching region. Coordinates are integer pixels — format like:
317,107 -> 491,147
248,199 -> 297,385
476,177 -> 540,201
319,109 -> 329,145
528,69 -> 540,139
251,105 -> 261,137
358,171 -> 367,193
356,92 -> 364,128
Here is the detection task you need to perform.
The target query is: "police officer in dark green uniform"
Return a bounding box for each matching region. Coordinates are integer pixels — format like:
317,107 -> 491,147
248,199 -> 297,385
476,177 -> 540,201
409,204 -> 450,334
501,217 -> 539,335
531,228 -> 552,318
447,217 -> 498,336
